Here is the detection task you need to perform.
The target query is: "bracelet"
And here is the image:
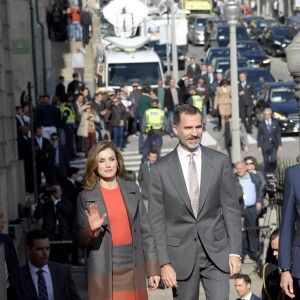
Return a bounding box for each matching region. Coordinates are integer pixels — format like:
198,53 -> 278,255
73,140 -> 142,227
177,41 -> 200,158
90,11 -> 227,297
279,268 -> 290,273
89,227 -> 98,236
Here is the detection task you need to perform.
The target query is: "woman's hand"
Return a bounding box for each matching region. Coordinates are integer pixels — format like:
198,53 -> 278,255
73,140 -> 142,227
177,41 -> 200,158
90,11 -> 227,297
149,276 -> 161,291
85,203 -> 107,231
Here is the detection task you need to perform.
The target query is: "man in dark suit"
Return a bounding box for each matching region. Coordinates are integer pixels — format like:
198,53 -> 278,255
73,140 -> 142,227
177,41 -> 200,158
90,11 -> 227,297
149,104 -> 242,299
164,78 -> 183,137
279,164 -> 300,299
238,72 -> 257,134
34,127 -> 52,187
235,274 -> 261,300
0,208 -> 21,300
186,57 -> 200,79
257,108 -> 282,174
19,229 -> 81,300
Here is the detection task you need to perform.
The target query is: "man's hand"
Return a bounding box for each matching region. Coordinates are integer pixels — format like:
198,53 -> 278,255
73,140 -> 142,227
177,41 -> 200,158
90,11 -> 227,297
161,264 -> 178,288
229,256 -> 242,276
149,276 -> 160,291
280,271 -> 295,298
278,146 -> 283,152
256,202 -> 262,213
257,147 -> 262,153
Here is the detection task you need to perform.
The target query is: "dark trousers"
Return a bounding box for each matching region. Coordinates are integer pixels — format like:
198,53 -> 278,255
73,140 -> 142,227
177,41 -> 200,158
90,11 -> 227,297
240,105 -> 253,132
84,132 -> 96,157
82,25 -> 90,45
242,205 -> 259,260
112,126 -> 124,149
138,117 -> 145,153
64,125 -> 76,160
36,163 -> 51,187
262,147 -> 277,174
172,237 -> 229,300
142,130 -> 163,161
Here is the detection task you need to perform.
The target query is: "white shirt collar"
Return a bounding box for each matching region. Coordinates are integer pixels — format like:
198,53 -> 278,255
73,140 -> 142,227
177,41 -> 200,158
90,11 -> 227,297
177,144 -> 201,159
29,261 -> 50,274
241,292 -> 252,300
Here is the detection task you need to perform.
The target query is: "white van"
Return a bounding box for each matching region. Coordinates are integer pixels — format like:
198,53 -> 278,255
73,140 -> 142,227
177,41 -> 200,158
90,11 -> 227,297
95,46 -> 165,91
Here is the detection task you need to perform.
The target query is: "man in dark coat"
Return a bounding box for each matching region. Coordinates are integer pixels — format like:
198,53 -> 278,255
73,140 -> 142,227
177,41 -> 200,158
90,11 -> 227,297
55,76 -> 66,102
235,274 -> 261,300
80,6 -> 92,47
19,229 -> 81,300
257,107 -> 282,174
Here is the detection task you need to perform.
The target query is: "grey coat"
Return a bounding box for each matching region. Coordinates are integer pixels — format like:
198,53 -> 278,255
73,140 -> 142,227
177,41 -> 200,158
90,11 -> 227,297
148,146 -> 242,280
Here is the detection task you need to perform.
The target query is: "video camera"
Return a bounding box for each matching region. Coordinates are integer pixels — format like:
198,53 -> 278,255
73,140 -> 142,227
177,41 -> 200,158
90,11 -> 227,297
39,184 -> 57,203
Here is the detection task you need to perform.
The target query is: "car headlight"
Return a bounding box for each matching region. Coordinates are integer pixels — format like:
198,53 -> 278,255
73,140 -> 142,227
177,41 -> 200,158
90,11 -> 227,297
263,58 -> 271,64
273,112 -> 288,121
194,29 -> 203,35
282,43 -> 287,48
274,40 -> 282,45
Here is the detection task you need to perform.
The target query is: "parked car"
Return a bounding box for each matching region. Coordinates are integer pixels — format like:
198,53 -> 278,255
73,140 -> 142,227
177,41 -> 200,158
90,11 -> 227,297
236,41 -> 271,69
260,25 -> 292,57
248,18 -> 278,41
285,16 -> 300,40
187,15 -> 208,46
211,57 -> 249,73
224,67 -> 276,93
148,41 -> 186,71
205,47 -> 241,65
255,82 -> 298,133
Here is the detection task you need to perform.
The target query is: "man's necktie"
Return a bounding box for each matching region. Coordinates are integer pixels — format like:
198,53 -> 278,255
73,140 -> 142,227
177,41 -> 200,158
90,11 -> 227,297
188,153 -> 200,217
267,121 -> 272,134
37,269 -> 48,300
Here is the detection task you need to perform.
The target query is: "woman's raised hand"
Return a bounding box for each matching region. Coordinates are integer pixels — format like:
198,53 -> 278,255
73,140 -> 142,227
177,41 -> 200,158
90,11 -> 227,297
85,203 -> 107,231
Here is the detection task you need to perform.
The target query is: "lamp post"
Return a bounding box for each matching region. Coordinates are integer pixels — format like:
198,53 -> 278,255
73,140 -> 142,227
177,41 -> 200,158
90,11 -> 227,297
224,1 -> 241,163
285,32 -> 300,154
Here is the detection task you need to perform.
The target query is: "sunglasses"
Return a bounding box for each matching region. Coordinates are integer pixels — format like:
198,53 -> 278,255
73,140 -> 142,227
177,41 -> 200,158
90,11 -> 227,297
246,162 -> 253,165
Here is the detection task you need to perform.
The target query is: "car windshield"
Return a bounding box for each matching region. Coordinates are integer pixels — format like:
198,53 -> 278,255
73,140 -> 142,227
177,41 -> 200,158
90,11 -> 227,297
272,27 -> 286,37
108,62 -> 161,86
216,60 -> 248,73
207,49 -> 230,61
270,88 -> 296,103
240,70 -> 275,84
218,27 -> 248,40
237,42 -> 263,53
196,18 -> 206,27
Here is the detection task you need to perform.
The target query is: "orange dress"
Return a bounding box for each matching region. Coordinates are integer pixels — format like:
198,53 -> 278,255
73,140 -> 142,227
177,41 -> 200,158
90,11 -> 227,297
101,186 -> 148,300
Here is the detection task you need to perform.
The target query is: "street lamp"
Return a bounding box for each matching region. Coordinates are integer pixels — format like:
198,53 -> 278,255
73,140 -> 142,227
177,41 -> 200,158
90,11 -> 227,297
285,32 -> 300,154
224,1 -> 241,163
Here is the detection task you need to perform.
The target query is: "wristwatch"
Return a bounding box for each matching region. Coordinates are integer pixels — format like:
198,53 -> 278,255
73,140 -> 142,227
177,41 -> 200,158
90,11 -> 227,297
279,267 -> 290,273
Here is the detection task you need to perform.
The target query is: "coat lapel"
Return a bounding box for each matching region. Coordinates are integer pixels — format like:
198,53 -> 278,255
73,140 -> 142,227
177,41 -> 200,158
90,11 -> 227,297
198,147 -> 216,214
166,148 -> 194,216
48,262 -> 60,300
24,265 -> 39,300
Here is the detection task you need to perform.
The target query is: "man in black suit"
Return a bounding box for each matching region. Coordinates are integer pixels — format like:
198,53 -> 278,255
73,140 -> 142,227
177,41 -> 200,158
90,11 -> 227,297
257,108 -> 282,174
235,274 -> 261,300
238,72 -> 257,134
186,57 -> 200,79
0,208 -> 21,300
19,230 -> 81,300
34,127 -> 52,187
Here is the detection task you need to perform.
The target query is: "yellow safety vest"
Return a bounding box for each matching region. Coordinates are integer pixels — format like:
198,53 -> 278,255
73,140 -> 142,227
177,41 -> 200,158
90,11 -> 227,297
145,108 -> 164,133
192,95 -> 203,111
62,105 -> 75,124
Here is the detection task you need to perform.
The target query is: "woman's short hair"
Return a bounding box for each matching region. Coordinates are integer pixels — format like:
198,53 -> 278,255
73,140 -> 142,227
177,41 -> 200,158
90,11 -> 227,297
83,141 -> 125,190
244,155 -> 259,171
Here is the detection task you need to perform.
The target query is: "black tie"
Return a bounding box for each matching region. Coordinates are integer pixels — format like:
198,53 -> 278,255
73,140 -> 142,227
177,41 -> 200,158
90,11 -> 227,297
267,121 -> 272,134
37,270 -> 48,300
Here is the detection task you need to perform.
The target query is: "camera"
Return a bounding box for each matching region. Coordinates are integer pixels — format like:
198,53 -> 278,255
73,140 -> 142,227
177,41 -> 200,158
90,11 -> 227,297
39,184 -> 56,202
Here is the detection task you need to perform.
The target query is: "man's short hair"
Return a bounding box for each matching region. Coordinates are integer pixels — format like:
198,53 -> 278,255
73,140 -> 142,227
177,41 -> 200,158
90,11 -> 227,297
148,149 -> 158,156
235,273 -> 251,284
59,76 -> 64,81
26,230 -> 49,247
270,228 -> 280,242
67,167 -> 79,178
174,104 -> 202,126
50,132 -> 58,139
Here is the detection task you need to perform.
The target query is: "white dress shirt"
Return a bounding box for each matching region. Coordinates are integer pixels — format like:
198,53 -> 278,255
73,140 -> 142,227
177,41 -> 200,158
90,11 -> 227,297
29,262 -> 55,300
177,144 -> 202,194
241,292 -> 252,300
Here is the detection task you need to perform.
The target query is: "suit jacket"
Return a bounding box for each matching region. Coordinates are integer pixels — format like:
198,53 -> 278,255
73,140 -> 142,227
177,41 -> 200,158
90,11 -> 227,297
19,261 -> 81,300
138,162 -> 150,201
0,234 -> 21,299
34,137 -> 52,166
236,294 -> 261,300
164,87 -> 183,112
148,146 -> 242,280
187,63 -> 201,78
238,81 -> 256,107
257,119 -> 281,151
49,144 -> 70,178
76,177 -> 160,300
279,164 -> 300,279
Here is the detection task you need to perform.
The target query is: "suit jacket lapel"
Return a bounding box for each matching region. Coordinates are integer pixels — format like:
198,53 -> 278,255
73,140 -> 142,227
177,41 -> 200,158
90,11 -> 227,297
199,146 -> 216,214
117,177 -> 139,225
48,262 -> 60,300
166,148 -> 194,216
24,264 -> 39,300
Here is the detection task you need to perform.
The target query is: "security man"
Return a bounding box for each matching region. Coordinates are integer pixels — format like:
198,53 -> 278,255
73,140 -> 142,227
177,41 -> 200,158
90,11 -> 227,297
61,95 -> 76,160
188,86 -> 204,112
141,98 -> 167,162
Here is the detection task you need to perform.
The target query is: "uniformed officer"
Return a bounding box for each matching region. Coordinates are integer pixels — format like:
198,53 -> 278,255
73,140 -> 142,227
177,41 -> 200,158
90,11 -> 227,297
141,98 -> 167,162
61,96 -> 76,160
188,86 -> 204,112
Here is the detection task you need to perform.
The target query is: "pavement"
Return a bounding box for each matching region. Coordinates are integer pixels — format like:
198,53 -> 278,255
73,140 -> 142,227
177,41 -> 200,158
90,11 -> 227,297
69,117 -> 279,299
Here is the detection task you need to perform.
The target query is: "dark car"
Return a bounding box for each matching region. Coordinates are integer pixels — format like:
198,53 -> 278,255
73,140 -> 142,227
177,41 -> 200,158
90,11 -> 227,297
211,57 -> 249,73
148,41 -> 186,71
224,67 -> 276,93
208,24 -> 249,48
187,15 -> 208,46
205,47 -> 241,65
260,25 -> 292,57
236,41 -> 271,70
255,82 -> 298,133
248,18 -> 278,41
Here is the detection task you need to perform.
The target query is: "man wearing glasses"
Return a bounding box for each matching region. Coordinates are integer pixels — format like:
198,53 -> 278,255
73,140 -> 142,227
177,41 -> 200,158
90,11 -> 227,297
257,107 -> 282,174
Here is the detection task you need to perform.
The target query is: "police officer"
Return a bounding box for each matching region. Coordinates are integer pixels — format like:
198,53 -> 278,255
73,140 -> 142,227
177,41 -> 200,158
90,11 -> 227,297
141,98 -> 167,162
61,96 -> 76,160
188,86 -> 204,112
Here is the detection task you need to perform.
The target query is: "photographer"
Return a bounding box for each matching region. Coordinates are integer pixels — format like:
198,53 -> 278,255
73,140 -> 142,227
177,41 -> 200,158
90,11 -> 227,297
34,184 -> 73,264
